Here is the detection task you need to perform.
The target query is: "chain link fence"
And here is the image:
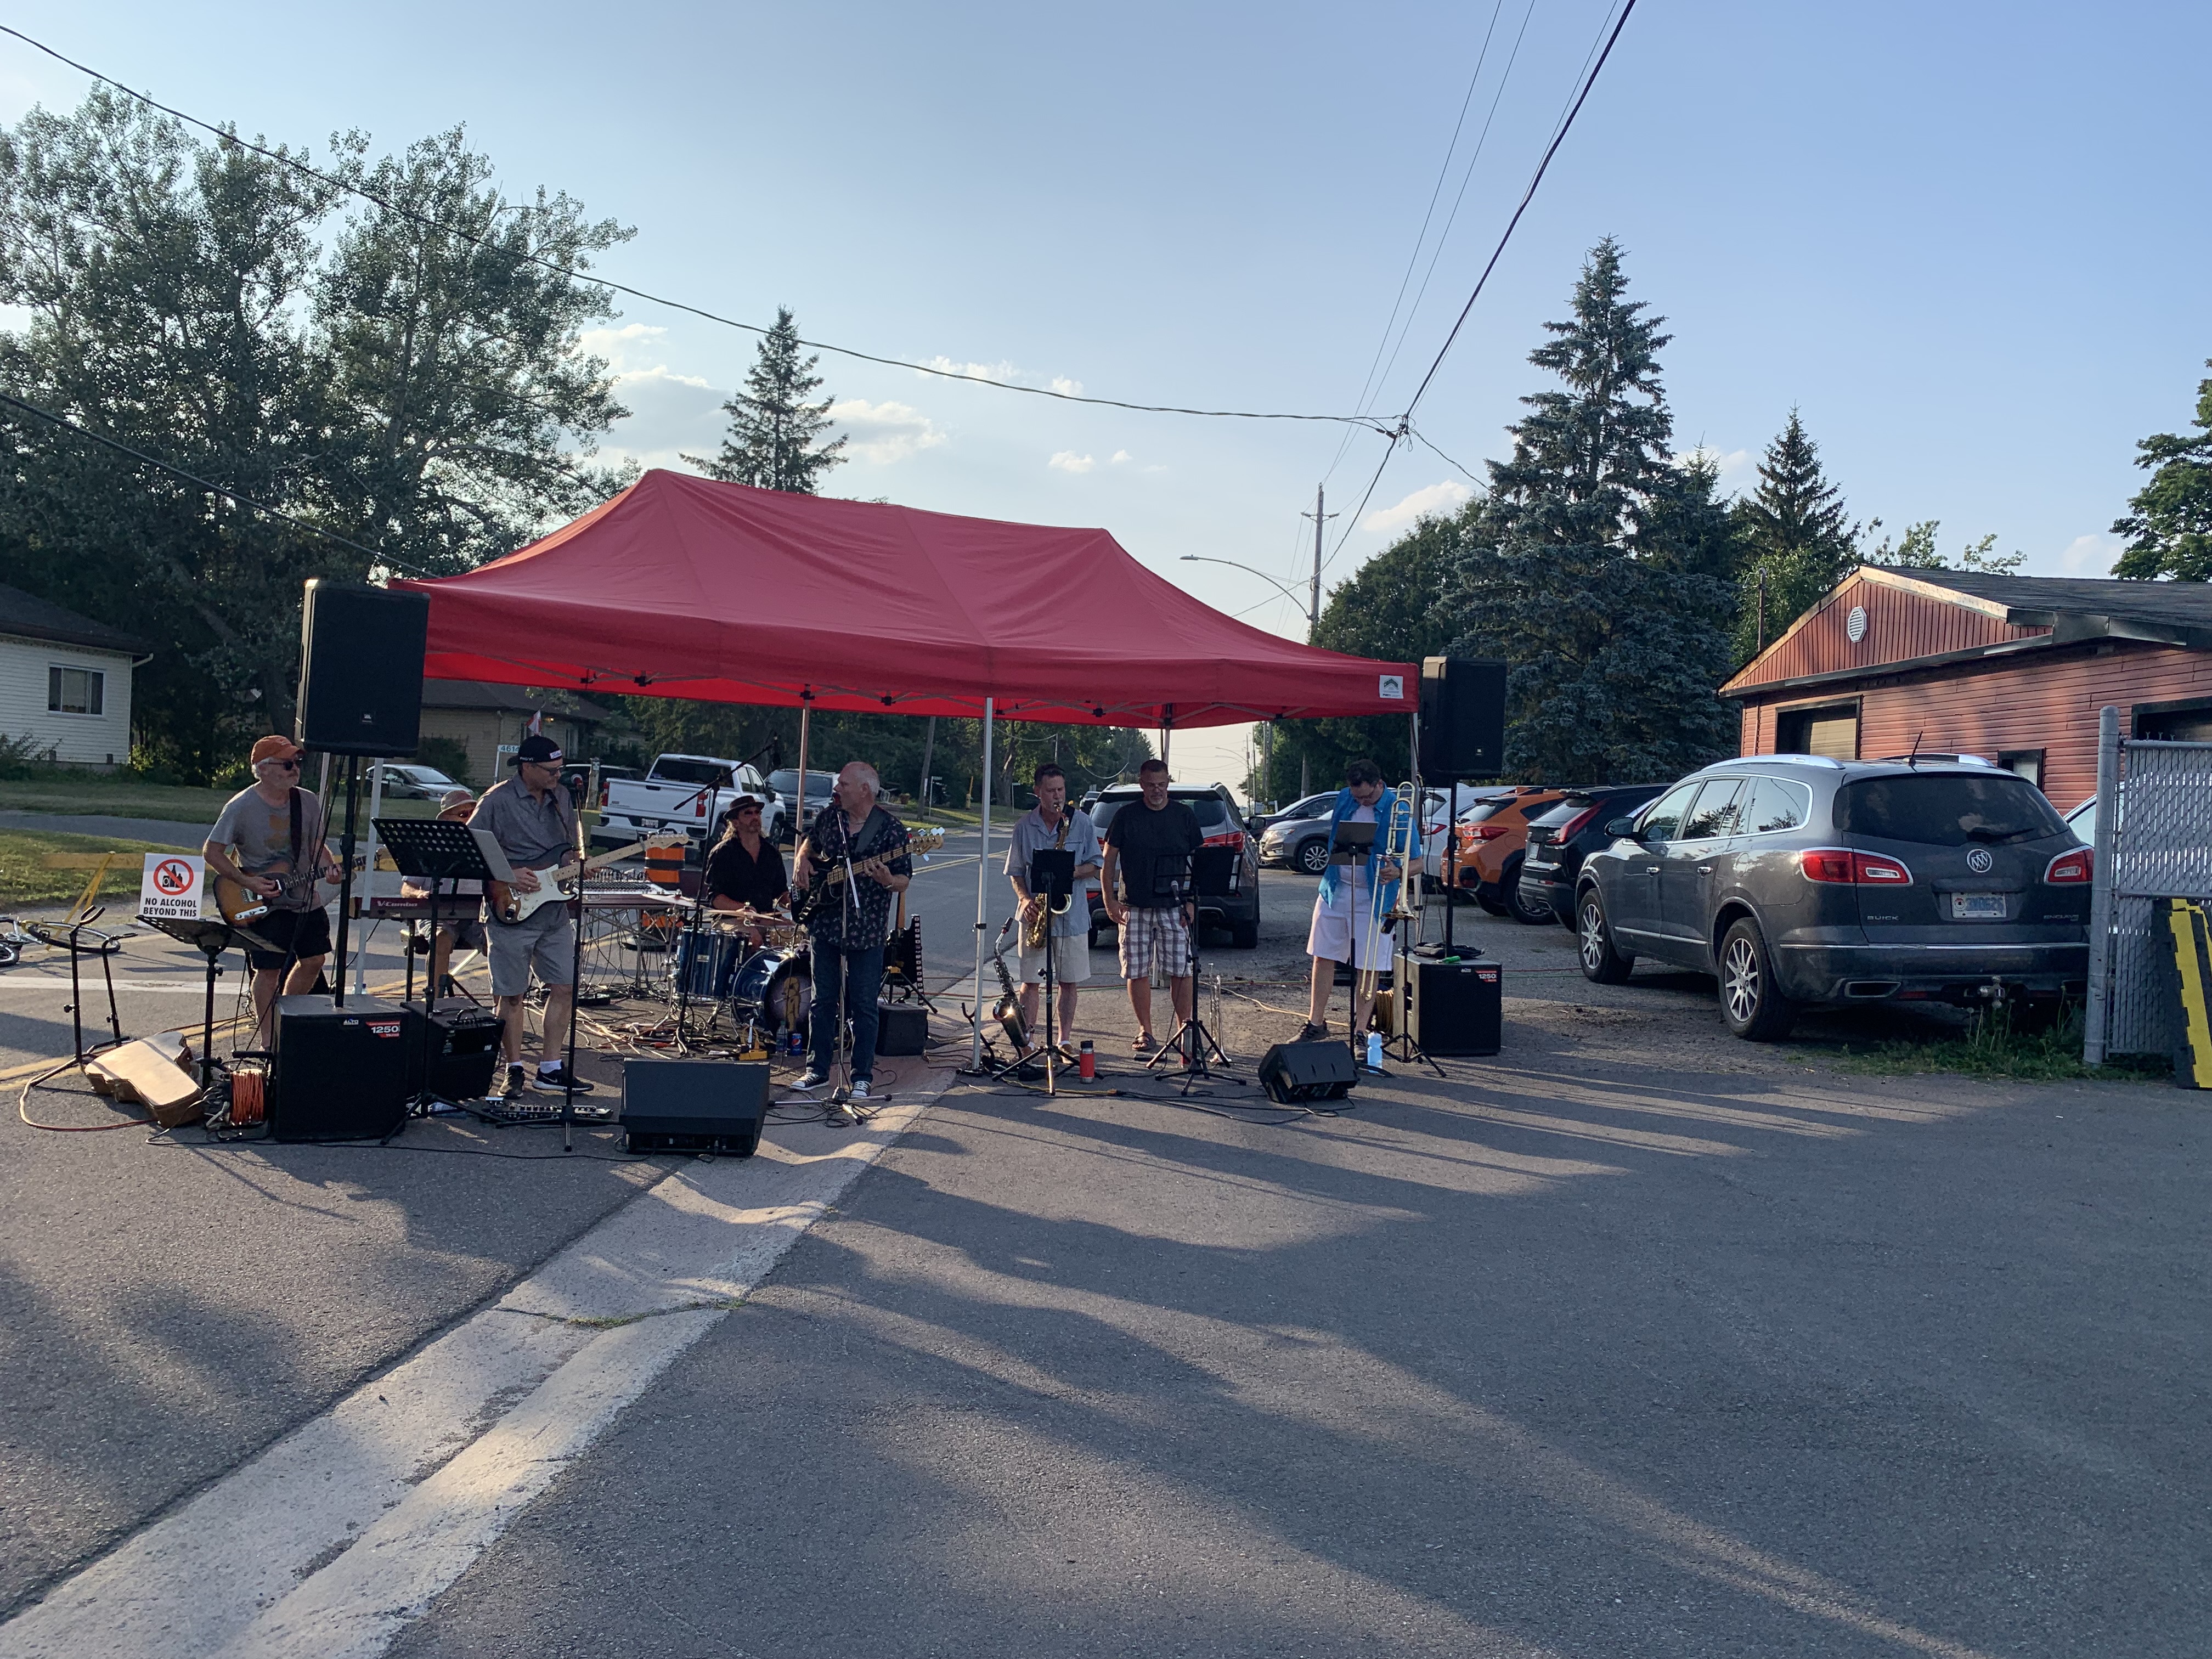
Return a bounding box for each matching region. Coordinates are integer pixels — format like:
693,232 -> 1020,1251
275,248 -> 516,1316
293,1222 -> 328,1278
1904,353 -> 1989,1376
2084,711 -> 2212,1063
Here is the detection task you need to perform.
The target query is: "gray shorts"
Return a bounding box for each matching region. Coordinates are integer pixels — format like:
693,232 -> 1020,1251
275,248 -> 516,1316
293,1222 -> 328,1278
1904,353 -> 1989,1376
486,905 -> 576,996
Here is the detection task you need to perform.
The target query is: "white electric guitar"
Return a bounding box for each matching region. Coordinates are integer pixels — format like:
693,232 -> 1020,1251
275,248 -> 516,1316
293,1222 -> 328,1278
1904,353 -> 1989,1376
488,833 -> 686,925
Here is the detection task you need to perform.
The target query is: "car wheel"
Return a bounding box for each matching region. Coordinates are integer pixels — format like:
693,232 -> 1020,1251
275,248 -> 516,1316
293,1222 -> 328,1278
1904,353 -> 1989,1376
1718,918 -> 1796,1041
1294,838 -> 1329,876
1231,918 -> 1260,949
1475,891 -> 1510,918
1505,862 -> 1553,925
1577,891 -> 1634,984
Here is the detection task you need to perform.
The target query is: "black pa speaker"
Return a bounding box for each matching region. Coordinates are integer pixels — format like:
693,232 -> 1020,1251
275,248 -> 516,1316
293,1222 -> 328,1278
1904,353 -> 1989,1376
296,580 -> 428,756
875,1002 -> 928,1057
1419,656 -> 1508,780
1256,1039 -> 1358,1106
1403,951 -> 1502,1056
269,994 -> 411,1141
403,1001 -> 504,1102
619,1059 -> 769,1156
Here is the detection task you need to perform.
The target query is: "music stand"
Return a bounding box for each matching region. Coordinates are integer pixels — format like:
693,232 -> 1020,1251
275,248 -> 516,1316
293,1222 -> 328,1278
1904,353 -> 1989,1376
139,915 -> 280,1088
1026,847 -> 1077,1096
374,817 -> 506,1124
1144,849 -> 1237,1085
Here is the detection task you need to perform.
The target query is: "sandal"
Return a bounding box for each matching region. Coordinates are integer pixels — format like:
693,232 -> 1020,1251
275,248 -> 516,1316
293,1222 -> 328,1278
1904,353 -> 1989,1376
1132,1032 -> 1156,1055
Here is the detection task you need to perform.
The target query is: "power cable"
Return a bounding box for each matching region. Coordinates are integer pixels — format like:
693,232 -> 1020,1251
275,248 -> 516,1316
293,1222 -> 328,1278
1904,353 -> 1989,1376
0,24 -> 1391,435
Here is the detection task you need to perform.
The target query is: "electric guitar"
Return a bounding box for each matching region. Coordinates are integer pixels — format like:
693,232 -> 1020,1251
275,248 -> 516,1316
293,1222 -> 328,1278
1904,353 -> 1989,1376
788,827 -> 944,927
487,833 -> 687,925
213,866 -> 346,927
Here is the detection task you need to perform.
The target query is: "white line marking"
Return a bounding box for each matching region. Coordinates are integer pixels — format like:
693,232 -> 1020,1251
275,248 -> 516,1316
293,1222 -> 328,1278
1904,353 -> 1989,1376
0,1082 -> 945,1659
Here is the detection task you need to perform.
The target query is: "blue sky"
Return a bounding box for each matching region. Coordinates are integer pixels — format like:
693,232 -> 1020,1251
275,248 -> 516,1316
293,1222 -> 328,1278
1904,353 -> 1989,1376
4,2 -> 2205,792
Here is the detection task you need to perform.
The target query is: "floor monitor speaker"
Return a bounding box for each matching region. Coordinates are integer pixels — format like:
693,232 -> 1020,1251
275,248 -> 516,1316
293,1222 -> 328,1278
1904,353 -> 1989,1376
875,1002 -> 928,1056
296,580 -> 428,756
1419,656 -> 1508,780
1256,1039 -> 1358,1106
1403,951 -> 1502,1056
268,994 -> 411,1141
620,1058 -> 769,1155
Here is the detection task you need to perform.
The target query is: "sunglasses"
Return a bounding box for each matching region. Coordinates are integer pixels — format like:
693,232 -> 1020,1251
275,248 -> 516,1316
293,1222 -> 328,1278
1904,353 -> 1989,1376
264,758 -> 301,771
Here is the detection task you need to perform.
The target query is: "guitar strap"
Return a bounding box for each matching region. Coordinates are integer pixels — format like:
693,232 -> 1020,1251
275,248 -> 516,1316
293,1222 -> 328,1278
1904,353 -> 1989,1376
287,787 -> 304,902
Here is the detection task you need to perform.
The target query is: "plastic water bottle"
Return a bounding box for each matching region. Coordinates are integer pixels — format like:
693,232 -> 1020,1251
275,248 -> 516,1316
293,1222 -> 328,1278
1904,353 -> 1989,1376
1365,1031 -> 1384,1070
1077,1039 -> 1095,1079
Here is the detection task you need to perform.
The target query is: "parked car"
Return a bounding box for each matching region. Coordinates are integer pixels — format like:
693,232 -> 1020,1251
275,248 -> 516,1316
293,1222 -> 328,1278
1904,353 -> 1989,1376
1574,755 -> 2092,1040
1088,783 -> 1261,949
371,761 -> 465,801
1418,787 -> 1517,885
597,753 -> 786,845
1517,785 -> 1667,928
764,768 -> 838,840
1444,786 -> 1568,923
1263,788 -> 1454,877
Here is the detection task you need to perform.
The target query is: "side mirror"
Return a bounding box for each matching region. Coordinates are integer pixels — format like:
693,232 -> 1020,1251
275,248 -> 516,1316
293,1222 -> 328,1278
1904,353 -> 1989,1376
1603,816 -> 1638,839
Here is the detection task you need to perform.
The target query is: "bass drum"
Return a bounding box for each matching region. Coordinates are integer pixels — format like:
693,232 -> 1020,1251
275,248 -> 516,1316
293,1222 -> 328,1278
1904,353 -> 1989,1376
730,946 -> 811,1040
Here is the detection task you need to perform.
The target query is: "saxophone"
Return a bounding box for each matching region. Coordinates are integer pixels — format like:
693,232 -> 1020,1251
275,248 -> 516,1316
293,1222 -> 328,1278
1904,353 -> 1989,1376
1021,811 -> 1073,949
989,918 -> 1030,1052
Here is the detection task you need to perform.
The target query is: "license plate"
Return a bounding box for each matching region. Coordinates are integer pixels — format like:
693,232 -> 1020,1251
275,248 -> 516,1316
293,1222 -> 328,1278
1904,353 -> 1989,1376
1951,892 -> 2005,919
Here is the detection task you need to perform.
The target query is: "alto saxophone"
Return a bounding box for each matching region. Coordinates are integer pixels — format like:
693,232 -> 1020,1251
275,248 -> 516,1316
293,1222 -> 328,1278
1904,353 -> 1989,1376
1020,811 -> 1073,950
989,919 -> 1030,1053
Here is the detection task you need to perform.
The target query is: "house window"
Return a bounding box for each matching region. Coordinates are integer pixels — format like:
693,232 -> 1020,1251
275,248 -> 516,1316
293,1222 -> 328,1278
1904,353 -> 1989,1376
48,665 -> 105,715
1997,749 -> 2045,789
1775,700 -> 1859,760
2134,699 -> 2212,743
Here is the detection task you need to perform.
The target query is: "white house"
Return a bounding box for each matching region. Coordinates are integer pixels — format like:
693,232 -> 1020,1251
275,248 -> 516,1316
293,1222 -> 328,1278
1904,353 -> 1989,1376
0,584 -> 150,770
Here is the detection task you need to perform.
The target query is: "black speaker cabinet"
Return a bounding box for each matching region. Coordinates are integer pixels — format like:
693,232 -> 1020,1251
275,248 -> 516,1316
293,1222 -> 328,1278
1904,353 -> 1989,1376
620,1058 -> 769,1156
875,1001 -> 927,1057
296,580 -> 428,756
1419,656 -> 1508,780
1256,1039 -> 1358,1106
1404,951 -> 1502,1056
269,994 -> 411,1141
403,1001 -> 504,1102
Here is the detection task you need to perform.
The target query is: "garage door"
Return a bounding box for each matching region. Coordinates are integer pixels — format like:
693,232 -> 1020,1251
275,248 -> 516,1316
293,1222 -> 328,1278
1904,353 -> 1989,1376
1776,702 -> 1859,760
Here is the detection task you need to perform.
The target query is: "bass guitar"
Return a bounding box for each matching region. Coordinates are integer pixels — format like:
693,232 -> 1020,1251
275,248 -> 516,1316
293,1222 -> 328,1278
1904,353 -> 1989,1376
788,827 -> 945,928
487,833 -> 687,926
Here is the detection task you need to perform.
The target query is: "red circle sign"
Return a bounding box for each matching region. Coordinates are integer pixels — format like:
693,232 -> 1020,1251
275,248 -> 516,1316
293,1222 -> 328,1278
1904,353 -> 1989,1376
153,859 -> 196,895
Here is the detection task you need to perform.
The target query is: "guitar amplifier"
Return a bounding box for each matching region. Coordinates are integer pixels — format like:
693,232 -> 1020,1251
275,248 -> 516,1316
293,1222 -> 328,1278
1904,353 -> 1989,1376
403,1001 -> 505,1102
875,1001 -> 927,1057
1403,950 -> 1502,1056
619,1059 -> 769,1156
268,995 -> 411,1141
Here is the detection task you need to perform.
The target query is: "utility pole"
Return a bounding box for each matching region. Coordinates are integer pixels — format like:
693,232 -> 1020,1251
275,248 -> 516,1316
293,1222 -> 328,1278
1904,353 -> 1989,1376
1296,483 -> 1338,797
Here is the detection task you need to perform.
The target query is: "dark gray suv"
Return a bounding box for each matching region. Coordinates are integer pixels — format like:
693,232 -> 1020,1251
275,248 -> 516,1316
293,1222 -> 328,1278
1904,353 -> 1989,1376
1575,756 -> 2092,1039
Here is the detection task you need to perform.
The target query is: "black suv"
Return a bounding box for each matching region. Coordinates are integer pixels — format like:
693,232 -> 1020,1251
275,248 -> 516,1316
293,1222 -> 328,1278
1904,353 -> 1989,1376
1088,784 -> 1262,949
1518,785 -> 1666,926
1574,757 -> 2091,1039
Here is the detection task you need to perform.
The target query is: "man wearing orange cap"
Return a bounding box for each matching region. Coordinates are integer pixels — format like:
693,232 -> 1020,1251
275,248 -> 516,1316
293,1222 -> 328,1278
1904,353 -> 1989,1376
204,735 -> 342,1043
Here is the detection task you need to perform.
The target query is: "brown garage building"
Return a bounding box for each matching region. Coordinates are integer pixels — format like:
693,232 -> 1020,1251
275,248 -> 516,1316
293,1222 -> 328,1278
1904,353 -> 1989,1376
1722,567 -> 2212,809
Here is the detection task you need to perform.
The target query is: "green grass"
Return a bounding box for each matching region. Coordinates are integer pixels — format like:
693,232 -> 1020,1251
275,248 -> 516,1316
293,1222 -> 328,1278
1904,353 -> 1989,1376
0,827 -> 195,909
1837,1004 -> 2169,1084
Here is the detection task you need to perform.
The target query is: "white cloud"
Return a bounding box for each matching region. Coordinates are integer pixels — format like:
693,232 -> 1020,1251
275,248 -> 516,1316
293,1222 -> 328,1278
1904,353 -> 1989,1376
1051,376 -> 1084,397
924,356 -> 1018,382
1676,445 -> 1755,493
2047,532 -> 2124,577
1110,449 -> 1132,464
827,398 -> 945,465
1362,479 -> 1472,535
1048,451 -> 1096,474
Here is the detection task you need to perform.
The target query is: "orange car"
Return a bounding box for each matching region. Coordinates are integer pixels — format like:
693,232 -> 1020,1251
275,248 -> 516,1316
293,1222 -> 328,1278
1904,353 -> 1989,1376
1448,785 -> 1568,923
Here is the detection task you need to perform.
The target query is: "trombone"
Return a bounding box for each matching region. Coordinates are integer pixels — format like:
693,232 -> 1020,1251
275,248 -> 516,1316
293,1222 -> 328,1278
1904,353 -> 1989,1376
1355,783 -> 1420,1015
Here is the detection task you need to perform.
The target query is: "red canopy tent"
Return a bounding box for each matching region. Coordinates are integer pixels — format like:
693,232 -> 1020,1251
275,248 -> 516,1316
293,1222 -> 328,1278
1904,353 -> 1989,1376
393,469 -> 1415,728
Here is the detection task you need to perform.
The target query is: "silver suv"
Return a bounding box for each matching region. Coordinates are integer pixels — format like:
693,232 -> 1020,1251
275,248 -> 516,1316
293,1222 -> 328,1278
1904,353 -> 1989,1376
1575,755 -> 2092,1039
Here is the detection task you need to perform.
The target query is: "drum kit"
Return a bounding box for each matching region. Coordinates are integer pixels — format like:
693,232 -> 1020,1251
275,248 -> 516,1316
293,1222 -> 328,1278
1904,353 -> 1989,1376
670,909 -> 811,1048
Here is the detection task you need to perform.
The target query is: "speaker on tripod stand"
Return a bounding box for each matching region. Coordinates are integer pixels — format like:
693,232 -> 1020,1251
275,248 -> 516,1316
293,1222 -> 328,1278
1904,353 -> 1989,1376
1418,657 -> 1507,781
296,581 -> 430,757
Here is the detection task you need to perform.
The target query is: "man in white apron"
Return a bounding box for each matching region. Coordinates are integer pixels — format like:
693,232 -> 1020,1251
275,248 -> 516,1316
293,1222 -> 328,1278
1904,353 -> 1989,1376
1299,758 -> 1413,1046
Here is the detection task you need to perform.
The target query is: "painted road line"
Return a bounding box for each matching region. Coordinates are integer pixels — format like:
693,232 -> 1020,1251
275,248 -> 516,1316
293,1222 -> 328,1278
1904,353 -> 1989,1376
0,1077 -> 949,1659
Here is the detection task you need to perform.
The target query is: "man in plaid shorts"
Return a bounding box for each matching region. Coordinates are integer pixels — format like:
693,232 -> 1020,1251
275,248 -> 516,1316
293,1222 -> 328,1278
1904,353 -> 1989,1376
1099,758 -> 1203,1054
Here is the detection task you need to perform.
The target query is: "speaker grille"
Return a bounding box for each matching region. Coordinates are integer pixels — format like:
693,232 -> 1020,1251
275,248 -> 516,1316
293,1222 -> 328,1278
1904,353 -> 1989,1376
296,581 -> 428,757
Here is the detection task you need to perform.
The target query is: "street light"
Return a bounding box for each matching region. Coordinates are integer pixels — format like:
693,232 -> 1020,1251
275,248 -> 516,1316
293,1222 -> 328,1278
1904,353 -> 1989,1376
1178,556 -> 1314,625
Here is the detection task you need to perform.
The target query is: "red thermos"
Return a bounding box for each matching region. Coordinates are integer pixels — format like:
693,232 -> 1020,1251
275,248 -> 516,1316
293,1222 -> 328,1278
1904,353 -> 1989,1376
1077,1040 -> 1095,1079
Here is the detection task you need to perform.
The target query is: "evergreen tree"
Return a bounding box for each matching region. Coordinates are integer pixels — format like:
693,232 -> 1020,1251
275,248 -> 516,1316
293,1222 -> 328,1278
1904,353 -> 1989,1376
2111,360 -> 2212,582
685,307 -> 846,493
1451,239 -> 1737,783
1732,410 -> 1857,662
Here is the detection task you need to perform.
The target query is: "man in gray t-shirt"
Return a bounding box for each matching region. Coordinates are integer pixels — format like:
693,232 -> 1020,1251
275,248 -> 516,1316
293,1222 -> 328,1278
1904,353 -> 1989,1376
468,733 -> 590,1102
1003,762 -> 1101,1048
202,733 -> 341,1043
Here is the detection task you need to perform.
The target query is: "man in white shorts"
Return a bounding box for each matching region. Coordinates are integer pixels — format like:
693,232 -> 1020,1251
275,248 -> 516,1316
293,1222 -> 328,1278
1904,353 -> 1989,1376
1004,762 -> 1102,1055
1299,758 -> 1414,1047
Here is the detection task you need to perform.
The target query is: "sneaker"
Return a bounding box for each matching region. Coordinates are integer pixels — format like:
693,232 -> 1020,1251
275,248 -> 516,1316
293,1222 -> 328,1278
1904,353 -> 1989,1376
1296,1022 -> 1327,1043
792,1069 -> 829,1090
531,1065 -> 595,1094
848,1079 -> 872,1102
499,1064 -> 528,1102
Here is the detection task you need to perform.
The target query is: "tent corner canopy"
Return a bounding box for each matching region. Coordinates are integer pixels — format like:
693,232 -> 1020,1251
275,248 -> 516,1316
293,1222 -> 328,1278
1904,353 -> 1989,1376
394,469 -> 1417,728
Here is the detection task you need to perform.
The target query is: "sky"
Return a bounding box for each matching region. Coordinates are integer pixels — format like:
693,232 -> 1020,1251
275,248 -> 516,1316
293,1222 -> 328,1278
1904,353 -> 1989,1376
2,2 -> 2205,799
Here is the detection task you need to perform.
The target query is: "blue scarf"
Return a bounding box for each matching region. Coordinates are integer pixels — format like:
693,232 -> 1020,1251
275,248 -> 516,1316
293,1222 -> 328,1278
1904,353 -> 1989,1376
1315,785 -> 1419,923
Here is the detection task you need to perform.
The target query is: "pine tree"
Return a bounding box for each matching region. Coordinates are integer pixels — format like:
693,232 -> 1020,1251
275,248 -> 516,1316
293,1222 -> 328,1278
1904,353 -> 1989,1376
685,307 -> 847,493
1451,239 -> 1737,783
1733,410 -> 1857,662
2112,360 -> 2212,582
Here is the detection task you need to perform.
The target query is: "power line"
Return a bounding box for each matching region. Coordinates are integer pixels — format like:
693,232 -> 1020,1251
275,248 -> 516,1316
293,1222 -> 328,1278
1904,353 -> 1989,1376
0,388 -> 424,571
0,24 -> 1391,435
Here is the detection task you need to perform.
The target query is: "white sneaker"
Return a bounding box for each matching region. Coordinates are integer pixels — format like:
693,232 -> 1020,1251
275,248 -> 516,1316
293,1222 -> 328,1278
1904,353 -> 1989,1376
848,1079 -> 872,1102
793,1069 -> 828,1090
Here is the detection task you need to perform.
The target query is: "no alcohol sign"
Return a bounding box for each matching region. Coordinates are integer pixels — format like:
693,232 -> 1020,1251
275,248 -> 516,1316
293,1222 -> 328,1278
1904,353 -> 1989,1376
139,853 -> 206,920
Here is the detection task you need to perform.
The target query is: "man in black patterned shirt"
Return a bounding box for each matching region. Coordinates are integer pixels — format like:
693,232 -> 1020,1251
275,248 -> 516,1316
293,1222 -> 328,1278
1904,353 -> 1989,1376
791,761 -> 911,1106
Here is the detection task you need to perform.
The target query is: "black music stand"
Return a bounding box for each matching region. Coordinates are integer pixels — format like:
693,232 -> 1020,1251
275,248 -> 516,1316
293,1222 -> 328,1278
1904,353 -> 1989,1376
28,913 -> 128,1064
140,915 -> 280,1088
374,817 -> 506,1124
1025,846 -> 1077,1096
1144,849 -> 1237,1086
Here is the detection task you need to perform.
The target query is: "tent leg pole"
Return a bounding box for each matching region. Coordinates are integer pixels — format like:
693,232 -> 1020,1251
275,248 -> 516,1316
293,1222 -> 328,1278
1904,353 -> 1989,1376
972,698 -> 995,1071
794,700 -> 810,847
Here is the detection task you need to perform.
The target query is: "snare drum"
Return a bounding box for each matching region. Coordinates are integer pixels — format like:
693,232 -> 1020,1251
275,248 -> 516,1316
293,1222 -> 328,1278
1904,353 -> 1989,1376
731,946 -> 811,1039
675,928 -> 751,1000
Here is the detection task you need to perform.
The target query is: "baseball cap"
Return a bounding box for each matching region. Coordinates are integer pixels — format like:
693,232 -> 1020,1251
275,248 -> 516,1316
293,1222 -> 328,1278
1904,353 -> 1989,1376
511,734 -> 564,766
251,735 -> 304,765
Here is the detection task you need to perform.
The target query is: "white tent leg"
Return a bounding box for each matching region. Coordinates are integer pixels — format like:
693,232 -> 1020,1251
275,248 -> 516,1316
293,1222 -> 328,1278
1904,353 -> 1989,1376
972,697 -> 995,1069
794,701 -> 810,847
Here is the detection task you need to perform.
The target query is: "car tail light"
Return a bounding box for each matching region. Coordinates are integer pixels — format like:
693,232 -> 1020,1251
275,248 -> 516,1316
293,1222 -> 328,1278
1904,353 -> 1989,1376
1203,830 -> 1245,850
695,796 -> 707,816
1554,806 -> 1598,842
2044,848 -> 2092,884
1799,848 -> 1911,885
598,783 -> 609,807
1472,823 -> 1510,840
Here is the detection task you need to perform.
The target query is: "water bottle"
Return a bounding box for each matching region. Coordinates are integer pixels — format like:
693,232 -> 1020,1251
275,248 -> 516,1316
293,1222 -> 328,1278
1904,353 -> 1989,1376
1077,1039 -> 1095,1079
1365,1031 -> 1384,1070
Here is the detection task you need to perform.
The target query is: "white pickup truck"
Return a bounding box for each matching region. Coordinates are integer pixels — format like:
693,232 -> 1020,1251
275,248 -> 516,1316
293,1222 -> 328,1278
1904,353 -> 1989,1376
595,754 -> 785,845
